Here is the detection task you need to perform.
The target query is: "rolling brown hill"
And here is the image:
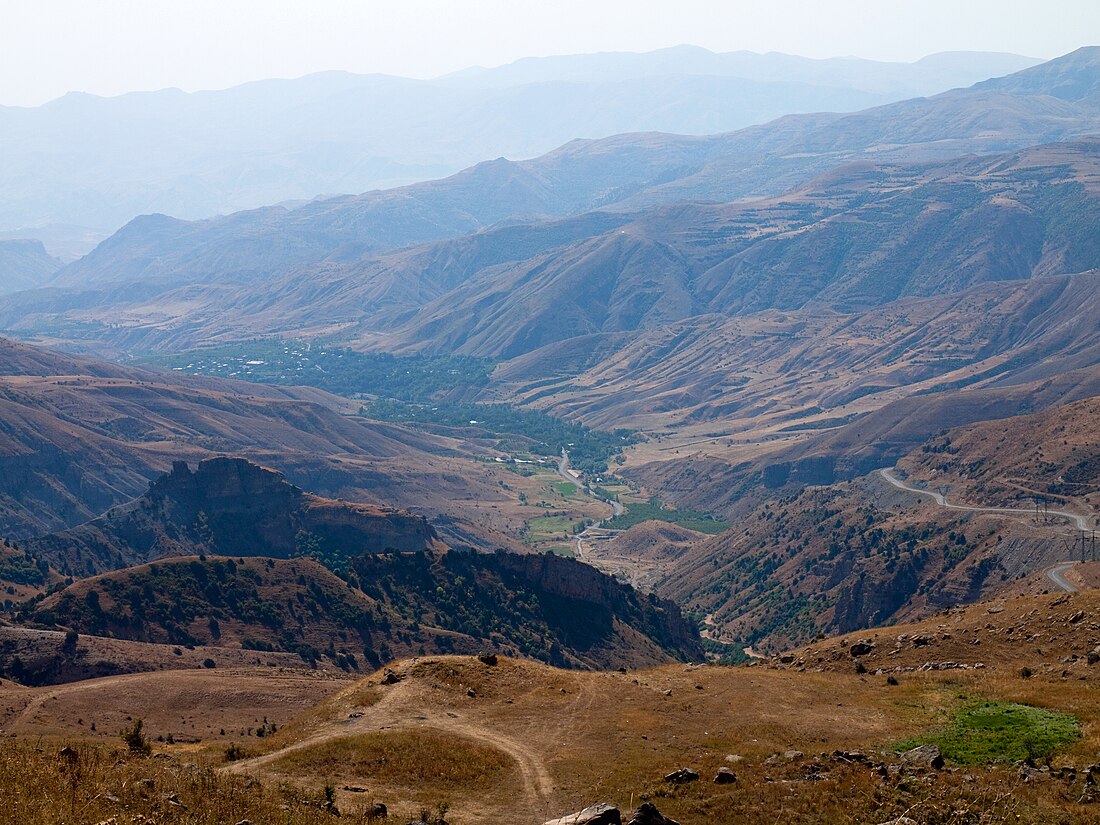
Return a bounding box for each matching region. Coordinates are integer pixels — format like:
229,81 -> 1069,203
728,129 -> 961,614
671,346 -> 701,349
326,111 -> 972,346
387,140 -> 1100,359
15,546 -> 704,681
0,337 -> 525,548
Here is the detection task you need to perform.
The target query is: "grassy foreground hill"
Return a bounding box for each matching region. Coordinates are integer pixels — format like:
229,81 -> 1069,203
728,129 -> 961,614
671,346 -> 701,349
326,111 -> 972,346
2,590 -> 1099,824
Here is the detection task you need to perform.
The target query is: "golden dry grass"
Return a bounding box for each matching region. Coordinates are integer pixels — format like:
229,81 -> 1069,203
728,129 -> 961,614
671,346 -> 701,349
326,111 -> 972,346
6,589 -> 1100,825
0,739 -> 387,825
215,654 -> 1100,823
271,729 -> 522,800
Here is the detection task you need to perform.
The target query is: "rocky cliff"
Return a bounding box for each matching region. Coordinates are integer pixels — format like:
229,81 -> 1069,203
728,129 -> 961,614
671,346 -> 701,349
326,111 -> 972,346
27,457 -> 441,577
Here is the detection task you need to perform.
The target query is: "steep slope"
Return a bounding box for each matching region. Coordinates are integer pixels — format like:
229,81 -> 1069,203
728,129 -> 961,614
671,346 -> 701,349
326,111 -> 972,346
19,549 -> 703,674
895,394 -> 1100,512
0,239 -> 61,294
632,360 -> 1100,521
387,139 -> 1100,358
24,457 -> 441,577
16,131 -> 1100,357
658,469 -> 1073,653
649,392 -> 1100,652
503,264 -> 1100,435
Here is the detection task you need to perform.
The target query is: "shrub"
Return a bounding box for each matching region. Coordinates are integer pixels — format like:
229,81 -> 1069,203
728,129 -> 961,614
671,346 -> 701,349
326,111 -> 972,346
121,719 -> 151,756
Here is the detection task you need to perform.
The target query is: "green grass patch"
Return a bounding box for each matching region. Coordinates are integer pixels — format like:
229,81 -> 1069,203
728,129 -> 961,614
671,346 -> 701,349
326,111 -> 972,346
526,515 -> 583,540
553,481 -> 578,497
143,342 -> 495,403
605,498 -> 729,534
897,701 -> 1079,764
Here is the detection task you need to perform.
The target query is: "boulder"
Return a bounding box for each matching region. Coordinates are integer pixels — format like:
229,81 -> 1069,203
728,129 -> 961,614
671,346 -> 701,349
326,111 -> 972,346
628,803 -> 680,825
543,804 -> 621,825
900,743 -> 944,770
850,641 -> 875,657
381,668 -> 401,685
477,651 -> 498,666
714,767 -> 737,784
664,767 -> 700,783
369,803 -> 388,818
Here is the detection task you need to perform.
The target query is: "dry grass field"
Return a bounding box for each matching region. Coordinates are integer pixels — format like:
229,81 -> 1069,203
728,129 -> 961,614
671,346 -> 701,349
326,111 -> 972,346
2,595 -> 1100,823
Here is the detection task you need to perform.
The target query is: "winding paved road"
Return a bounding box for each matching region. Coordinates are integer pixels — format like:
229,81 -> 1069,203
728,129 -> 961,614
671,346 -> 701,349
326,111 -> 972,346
1045,562 -> 1080,594
558,449 -> 624,519
878,467 -> 1092,593
878,468 -> 1092,531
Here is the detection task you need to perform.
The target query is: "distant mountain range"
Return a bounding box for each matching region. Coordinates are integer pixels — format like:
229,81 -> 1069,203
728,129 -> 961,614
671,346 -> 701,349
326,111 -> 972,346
0,47 -> 1038,251
6,49 -> 1099,370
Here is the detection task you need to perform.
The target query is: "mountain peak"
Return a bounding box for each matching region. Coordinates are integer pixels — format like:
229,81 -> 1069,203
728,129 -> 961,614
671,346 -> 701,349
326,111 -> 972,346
974,45 -> 1100,100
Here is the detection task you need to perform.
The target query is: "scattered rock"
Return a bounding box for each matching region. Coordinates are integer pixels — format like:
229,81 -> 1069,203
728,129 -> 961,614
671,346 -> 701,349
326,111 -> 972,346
850,641 -> 875,657
784,750 -> 805,760
235,820 -> 252,825
477,651 -> 498,666
369,802 -> 388,818
900,744 -> 944,770
543,803 -> 622,825
466,687 -> 477,698
1019,764 -> 1047,782
1069,610 -> 1086,624
381,668 -> 401,685
725,754 -> 744,763
714,767 -> 737,784
664,767 -> 700,783
877,818 -> 917,825
628,803 -> 680,825
341,785 -> 367,793
832,750 -> 867,763
662,689 -> 672,697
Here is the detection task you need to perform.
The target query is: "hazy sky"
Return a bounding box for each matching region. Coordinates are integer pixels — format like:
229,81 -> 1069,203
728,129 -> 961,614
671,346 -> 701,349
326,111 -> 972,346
3,0 -> 1099,106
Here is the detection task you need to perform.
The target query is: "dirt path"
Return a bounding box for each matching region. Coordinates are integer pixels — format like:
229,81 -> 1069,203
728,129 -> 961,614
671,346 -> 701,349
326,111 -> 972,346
224,679 -> 554,800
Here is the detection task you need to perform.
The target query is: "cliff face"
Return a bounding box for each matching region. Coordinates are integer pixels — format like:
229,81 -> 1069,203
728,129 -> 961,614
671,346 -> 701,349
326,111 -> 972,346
351,549 -> 705,668
27,457 -> 440,577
